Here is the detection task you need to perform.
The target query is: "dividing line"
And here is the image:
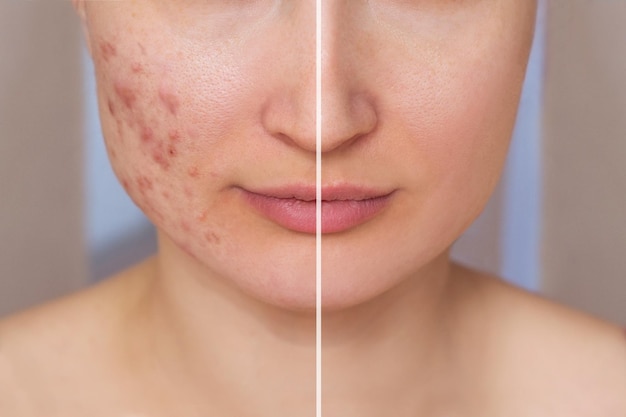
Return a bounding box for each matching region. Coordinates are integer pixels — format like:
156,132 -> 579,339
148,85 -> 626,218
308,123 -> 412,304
315,0 -> 322,416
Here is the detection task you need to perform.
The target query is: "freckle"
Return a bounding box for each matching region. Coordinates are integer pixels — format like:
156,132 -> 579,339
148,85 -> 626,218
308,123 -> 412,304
188,167 -> 200,178
109,148 -> 118,159
138,43 -> 146,55
100,41 -> 117,62
162,191 -> 170,200
159,89 -> 180,116
114,82 -> 137,109
184,186 -> 193,199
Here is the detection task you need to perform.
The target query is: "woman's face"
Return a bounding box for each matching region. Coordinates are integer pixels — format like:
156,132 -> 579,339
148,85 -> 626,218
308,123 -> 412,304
80,1 -> 536,310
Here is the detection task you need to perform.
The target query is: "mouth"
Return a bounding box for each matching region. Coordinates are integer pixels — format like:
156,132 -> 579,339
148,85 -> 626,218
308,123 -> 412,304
239,185 -> 394,234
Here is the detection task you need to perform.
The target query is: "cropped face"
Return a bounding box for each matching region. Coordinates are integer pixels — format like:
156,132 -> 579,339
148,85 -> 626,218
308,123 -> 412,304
81,1 -> 317,308
79,1 -> 536,311
320,1 -> 537,308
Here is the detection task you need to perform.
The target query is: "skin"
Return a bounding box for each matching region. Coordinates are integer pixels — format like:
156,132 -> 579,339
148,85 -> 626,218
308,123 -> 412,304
1,1 -> 626,416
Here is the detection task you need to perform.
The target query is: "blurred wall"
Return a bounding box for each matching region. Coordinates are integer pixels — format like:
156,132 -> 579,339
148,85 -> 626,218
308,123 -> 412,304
541,1 -> 626,323
0,2 -> 87,316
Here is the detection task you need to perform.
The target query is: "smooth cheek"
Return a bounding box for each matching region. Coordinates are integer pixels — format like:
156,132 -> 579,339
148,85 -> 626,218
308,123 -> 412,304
409,53 -> 515,205
323,65 -> 516,307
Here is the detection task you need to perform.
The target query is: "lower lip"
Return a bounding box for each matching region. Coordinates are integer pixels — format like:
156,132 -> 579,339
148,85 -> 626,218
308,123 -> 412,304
242,191 -> 393,234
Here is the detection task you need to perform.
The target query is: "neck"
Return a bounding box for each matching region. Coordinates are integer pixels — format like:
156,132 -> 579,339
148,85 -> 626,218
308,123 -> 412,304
126,235 -> 473,416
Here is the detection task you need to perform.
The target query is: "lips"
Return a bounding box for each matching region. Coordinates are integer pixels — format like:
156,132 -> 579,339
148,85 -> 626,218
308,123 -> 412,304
240,185 -> 394,234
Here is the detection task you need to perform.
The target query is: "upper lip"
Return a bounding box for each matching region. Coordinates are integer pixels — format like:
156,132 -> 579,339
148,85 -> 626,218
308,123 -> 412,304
242,184 -> 394,202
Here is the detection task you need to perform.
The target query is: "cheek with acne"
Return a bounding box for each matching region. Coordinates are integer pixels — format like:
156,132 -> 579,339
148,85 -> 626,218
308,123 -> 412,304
96,37 -> 229,258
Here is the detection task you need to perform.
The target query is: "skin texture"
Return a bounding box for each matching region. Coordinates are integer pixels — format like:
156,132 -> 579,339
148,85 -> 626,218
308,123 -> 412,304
319,1 -> 536,308
87,1 -> 317,309
1,1 -> 626,416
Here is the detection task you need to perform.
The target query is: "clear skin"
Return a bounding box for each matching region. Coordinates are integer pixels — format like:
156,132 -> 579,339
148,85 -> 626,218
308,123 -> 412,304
1,1 -> 626,416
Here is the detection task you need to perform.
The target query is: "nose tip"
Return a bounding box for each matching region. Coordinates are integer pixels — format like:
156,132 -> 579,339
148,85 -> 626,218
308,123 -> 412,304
262,90 -> 317,153
262,85 -> 378,154
320,92 -> 378,153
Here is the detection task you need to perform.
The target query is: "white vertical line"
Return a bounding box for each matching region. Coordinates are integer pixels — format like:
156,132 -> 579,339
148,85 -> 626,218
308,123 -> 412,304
315,0 -> 322,416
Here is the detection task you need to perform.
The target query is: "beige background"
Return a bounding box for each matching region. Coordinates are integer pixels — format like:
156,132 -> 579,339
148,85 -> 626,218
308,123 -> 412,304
541,1 -> 626,322
0,2 -> 87,316
1,1 -> 625,322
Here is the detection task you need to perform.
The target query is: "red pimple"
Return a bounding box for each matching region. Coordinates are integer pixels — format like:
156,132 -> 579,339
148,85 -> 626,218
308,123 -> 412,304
131,63 -> 144,74
114,83 -> 137,109
121,179 -> 130,190
152,149 -> 170,170
100,41 -> 117,62
184,186 -> 193,199
188,166 -> 200,178
159,89 -> 180,116
167,144 -> 177,157
181,221 -> 191,232
140,125 -> 154,144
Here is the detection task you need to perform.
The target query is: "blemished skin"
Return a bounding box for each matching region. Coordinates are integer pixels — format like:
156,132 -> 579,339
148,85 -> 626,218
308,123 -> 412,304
1,1 -> 626,417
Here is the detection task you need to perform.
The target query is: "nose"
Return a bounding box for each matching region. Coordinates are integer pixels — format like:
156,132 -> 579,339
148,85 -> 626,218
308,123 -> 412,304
262,2 -> 378,154
320,3 -> 378,153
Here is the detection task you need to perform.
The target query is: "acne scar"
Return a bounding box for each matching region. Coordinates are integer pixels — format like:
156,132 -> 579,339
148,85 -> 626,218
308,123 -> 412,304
137,176 -> 154,193
152,149 -> 170,171
100,41 -> 117,62
205,231 -> 221,245
168,129 -> 182,142
114,82 -> 137,110
140,125 -> 154,144
159,89 -> 181,116
196,210 -> 208,222
107,99 -> 116,116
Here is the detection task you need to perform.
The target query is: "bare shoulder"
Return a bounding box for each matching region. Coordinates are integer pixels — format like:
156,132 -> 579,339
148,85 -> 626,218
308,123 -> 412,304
455,264 -> 626,416
0,261 -> 152,415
